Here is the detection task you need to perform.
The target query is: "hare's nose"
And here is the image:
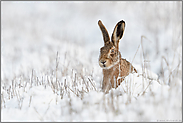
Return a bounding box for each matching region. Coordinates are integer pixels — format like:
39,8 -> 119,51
101,61 -> 106,64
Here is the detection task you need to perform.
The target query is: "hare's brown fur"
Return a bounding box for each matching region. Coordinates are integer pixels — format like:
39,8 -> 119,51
102,58 -> 137,92
98,20 -> 137,93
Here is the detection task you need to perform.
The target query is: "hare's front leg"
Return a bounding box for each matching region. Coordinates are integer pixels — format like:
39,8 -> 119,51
102,77 -> 112,93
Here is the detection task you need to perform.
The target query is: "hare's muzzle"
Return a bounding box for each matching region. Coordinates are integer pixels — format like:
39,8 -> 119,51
101,60 -> 106,65
99,60 -> 107,68
101,60 -> 106,64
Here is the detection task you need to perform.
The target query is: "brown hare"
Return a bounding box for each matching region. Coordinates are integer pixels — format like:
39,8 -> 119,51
98,20 -> 137,93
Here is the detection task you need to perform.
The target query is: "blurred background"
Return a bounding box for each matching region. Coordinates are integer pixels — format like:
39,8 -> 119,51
1,1 -> 182,83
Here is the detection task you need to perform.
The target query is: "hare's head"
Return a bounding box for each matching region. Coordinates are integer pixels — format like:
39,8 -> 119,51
98,20 -> 125,69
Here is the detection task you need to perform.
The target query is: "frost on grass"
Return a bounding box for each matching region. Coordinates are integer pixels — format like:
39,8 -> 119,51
1,40 -> 181,121
1,1 -> 182,122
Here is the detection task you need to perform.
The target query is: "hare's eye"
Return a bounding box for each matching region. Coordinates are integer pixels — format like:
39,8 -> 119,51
111,49 -> 115,53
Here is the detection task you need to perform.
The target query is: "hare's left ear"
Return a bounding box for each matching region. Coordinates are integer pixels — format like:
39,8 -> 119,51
111,20 -> 125,50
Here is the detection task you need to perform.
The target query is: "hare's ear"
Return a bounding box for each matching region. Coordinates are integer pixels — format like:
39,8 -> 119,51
98,20 -> 110,45
111,20 -> 125,49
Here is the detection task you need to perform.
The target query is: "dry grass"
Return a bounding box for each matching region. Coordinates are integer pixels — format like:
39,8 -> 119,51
1,2 -> 181,121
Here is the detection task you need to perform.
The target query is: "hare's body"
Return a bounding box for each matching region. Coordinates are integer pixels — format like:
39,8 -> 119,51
98,20 -> 137,93
102,58 -> 137,92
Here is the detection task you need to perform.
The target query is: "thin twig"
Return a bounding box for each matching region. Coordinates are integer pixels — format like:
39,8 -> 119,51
88,78 -> 97,91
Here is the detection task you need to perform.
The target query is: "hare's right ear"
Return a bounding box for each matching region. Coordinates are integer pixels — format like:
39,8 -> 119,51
111,20 -> 125,50
98,20 -> 110,45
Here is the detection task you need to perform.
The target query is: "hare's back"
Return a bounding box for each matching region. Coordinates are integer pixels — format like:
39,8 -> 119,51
120,58 -> 136,76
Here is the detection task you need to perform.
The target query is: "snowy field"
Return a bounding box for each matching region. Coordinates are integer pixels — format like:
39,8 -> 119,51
1,1 -> 182,122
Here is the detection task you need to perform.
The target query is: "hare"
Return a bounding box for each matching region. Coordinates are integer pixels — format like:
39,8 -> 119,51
98,20 -> 137,93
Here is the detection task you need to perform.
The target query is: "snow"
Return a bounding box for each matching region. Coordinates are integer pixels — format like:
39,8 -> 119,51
1,1 -> 182,122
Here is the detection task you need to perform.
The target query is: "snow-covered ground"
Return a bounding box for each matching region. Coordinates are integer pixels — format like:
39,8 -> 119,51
1,1 -> 182,122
